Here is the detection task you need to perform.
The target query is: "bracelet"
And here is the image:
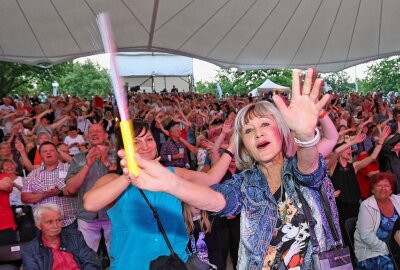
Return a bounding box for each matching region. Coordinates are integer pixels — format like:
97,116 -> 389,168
294,128 -> 321,148
319,110 -> 328,120
222,149 -> 234,158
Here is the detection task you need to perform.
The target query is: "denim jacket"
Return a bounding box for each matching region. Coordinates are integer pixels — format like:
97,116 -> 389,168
212,155 -> 327,270
21,229 -> 101,270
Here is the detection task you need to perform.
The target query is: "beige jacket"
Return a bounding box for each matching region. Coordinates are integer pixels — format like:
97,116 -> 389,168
354,194 -> 400,262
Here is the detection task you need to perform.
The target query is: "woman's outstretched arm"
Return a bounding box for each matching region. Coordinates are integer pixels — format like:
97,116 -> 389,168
83,173 -> 130,212
125,154 -> 227,212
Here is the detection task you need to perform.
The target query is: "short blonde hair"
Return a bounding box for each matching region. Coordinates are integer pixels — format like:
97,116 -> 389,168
233,101 -> 296,170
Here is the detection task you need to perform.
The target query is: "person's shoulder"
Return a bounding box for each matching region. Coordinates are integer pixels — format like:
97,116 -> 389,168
21,235 -> 40,252
360,195 -> 377,208
390,194 -> 400,205
62,228 -> 83,236
73,152 -> 86,159
70,152 -> 87,166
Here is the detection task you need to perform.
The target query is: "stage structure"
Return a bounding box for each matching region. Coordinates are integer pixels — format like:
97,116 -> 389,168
116,52 -> 194,93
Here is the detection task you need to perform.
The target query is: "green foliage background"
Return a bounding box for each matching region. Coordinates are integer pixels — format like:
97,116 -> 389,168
359,57 -> 400,94
0,60 -> 111,98
196,68 -> 292,96
196,56 -> 400,96
1,55 -> 400,98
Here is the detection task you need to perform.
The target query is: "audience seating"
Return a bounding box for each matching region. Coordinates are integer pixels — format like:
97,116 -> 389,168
0,242 -> 24,270
344,217 -> 357,251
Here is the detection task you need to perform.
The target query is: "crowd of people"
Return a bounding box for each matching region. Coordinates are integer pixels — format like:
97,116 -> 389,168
0,68 -> 399,270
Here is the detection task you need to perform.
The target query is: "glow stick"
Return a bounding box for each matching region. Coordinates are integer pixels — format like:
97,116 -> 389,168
97,13 -> 139,176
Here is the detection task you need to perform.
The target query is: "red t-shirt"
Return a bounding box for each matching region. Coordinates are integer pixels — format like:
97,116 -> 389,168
356,153 -> 379,199
0,174 -> 16,231
42,236 -> 80,270
33,148 -> 42,165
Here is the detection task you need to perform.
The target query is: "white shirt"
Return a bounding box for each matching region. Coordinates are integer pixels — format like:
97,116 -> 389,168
9,176 -> 24,206
77,116 -> 92,134
64,135 -> 85,155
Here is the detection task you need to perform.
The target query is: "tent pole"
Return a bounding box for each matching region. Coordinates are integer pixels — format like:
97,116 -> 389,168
152,76 -> 154,92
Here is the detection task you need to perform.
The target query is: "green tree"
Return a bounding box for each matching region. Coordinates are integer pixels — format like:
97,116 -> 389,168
0,61 -> 74,97
322,71 -> 355,93
361,57 -> 400,94
35,62 -> 74,93
196,68 -> 292,96
59,60 -> 111,98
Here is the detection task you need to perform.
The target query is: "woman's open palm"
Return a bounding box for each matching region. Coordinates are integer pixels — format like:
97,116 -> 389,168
273,68 -> 330,140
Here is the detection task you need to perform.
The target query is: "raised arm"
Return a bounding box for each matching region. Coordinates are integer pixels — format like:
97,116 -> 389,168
353,125 -> 390,173
35,109 -> 52,124
83,173 -> 129,211
328,133 -> 366,172
15,139 -> 35,172
64,147 -> 99,195
179,136 -> 199,155
210,117 -> 233,164
317,112 -> 339,158
126,154 -> 226,212
51,115 -> 70,130
273,68 -> 330,174
174,137 -> 234,186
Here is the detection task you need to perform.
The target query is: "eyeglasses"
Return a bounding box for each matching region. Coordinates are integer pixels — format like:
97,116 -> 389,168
43,219 -> 63,226
375,184 -> 392,189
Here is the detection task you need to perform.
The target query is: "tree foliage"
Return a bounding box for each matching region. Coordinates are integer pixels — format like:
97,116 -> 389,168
0,61 -> 72,97
0,60 -> 110,98
58,60 -> 111,98
196,68 -> 292,96
361,57 -> 400,94
322,71 -> 355,93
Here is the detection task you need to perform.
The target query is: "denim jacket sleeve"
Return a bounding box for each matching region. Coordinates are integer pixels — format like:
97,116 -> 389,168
21,240 -> 42,270
211,173 -> 244,217
292,154 -> 326,189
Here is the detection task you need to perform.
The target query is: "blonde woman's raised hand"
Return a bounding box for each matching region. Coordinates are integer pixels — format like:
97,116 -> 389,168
273,68 -> 330,141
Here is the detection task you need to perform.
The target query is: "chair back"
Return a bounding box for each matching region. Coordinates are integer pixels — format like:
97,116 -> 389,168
387,220 -> 400,270
0,243 -> 22,262
0,265 -> 18,270
344,217 -> 357,251
11,205 -> 36,242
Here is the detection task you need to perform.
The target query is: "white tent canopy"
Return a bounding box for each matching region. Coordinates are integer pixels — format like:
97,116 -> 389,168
249,79 -> 290,97
1,0 -> 400,72
255,79 -> 290,93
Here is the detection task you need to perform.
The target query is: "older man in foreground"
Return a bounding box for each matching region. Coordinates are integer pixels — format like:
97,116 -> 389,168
21,203 -> 101,269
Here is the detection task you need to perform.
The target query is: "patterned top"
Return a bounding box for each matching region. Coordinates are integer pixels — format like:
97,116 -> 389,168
22,162 -> 77,227
159,139 -> 188,168
212,155 -> 327,270
263,186 -> 310,270
376,209 -> 399,241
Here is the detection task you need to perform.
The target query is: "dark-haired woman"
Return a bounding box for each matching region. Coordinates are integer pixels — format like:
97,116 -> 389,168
83,120 -> 234,269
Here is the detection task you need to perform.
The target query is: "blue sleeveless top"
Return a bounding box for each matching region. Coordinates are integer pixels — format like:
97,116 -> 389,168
107,167 -> 188,269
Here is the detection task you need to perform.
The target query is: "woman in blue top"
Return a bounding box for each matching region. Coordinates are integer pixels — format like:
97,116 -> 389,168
123,69 -> 334,270
83,119 -> 235,269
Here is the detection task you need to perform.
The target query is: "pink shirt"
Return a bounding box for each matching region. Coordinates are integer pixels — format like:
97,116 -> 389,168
42,236 -> 80,270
